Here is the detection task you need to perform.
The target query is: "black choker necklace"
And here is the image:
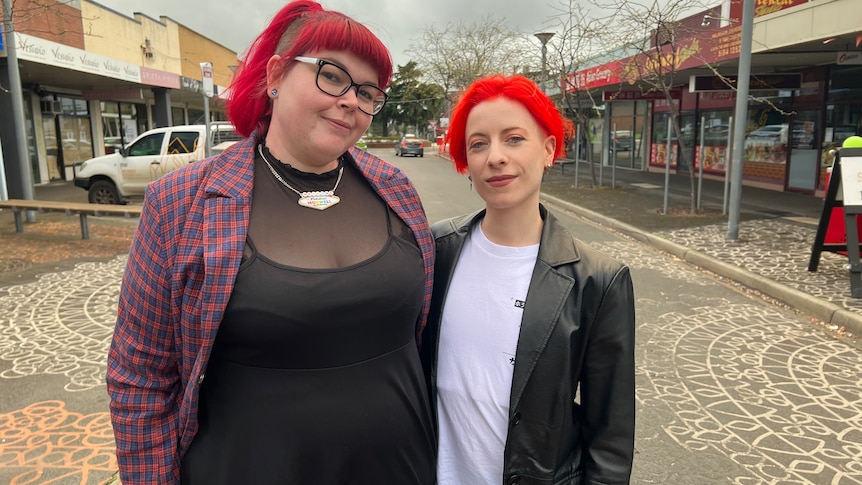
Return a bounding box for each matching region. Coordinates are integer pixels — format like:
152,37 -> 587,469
257,144 -> 344,211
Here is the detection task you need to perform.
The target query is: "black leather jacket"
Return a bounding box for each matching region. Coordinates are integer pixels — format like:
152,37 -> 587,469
422,205 -> 635,485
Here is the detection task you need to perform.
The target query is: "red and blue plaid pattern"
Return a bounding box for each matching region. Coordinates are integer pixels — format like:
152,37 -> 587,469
107,135 -> 434,484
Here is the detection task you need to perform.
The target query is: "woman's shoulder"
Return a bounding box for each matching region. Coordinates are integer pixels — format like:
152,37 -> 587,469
349,147 -> 403,180
542,208 -> 629,274
431,210 -> 483,239
150,138 -> 254,197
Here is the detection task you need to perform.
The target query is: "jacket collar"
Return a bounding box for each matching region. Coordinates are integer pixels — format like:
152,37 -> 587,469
432,203 -> 583,413
443,204 -> 582,268
202,133 -> 258,199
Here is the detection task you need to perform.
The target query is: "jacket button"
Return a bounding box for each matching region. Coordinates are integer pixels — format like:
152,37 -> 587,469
512,412 -> 521,425
198,374 -> 205,384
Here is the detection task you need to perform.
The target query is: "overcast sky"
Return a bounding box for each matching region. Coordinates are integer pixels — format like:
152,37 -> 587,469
93,0 -> 561,69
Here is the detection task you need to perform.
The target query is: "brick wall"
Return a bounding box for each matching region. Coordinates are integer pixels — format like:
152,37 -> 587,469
743,161 -> 785,184
12,0 -> 84,49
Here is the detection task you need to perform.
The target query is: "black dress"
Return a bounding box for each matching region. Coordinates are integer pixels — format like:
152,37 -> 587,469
180,148 -> 436,484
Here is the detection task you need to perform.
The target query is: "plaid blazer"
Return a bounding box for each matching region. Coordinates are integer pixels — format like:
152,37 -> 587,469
106,135 -> 434,485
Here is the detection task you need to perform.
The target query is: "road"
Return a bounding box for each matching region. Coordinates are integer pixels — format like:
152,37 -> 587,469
0,149 -> 860,484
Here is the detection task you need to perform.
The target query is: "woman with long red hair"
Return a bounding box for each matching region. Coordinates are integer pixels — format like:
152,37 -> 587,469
107,2 -> 436,483
424,74 -> 636,484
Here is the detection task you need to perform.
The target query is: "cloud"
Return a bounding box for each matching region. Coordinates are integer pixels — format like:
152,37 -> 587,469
94,0 -> 556,67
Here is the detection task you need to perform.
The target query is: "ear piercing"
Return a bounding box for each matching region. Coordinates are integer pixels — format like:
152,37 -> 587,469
271,89 -> 278,96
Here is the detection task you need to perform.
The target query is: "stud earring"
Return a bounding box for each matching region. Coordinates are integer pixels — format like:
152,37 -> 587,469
467,175 -> 472,192
271,89 -> 278,96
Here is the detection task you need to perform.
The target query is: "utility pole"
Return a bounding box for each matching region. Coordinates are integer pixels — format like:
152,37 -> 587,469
200,62 -> 213,157
2,0 -> 36,209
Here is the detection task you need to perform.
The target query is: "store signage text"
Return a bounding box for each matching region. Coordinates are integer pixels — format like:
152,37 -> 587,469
14,32 -> 141,83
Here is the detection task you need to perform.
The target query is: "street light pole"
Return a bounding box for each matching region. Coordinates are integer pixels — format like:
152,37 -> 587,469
727,0 -> 754,241
535,32 -> 554,93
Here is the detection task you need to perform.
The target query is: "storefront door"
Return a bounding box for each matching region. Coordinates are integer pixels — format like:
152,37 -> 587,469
41,116 -> 63,181
787,109 -> 819,192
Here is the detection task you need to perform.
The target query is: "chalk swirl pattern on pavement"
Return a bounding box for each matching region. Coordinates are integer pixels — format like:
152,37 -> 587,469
0,400 -> 117,484
597,240 -> 862,485
0,256 -> 127,392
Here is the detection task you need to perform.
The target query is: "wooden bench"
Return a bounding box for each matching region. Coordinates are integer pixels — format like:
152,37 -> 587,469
0,199 -> 142,239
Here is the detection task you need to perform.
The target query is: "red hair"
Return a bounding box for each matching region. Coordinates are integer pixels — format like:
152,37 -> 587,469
227,1 -> 393,137
446,74 -> 565,174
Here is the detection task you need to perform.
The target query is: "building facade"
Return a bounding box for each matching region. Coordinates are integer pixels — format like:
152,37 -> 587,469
0,0 -> 238,192
564,0 -> 862,196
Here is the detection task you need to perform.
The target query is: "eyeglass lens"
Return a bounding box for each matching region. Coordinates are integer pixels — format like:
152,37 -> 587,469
315,62 -> 387,115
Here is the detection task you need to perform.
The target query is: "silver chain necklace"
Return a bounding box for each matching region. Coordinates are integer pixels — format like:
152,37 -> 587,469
258,144 -> 344,210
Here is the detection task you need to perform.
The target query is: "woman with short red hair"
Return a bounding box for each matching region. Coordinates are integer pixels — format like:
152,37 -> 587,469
424,74 -> 636,484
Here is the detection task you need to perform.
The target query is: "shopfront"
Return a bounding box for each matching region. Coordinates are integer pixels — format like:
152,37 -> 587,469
641,63 -> 862,195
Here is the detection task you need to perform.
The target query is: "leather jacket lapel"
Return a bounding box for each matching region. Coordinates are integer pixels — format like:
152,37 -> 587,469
509,207 -> 579,411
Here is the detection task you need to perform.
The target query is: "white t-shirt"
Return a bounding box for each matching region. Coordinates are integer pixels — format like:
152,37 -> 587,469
436,223 -> 540,485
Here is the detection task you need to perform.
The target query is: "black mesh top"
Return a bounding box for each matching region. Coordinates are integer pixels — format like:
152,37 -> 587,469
180,147 -> 436,484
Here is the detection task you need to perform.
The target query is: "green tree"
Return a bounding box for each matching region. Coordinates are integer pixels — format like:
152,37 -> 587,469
373,61 -> 444,139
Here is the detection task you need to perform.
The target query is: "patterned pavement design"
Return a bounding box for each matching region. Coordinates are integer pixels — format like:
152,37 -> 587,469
596,239 -> 862,485
2,201 -> 862,483
0,401 -> 117,485
0,256 -> 127,392
657,219 -> 862,317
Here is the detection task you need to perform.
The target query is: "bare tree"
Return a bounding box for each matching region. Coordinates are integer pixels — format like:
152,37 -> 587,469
590,0 -> 711,213
406,15 -> 534,100
544,0 -> 620,187
6,0 -> 93,38
1,0 -> 96,93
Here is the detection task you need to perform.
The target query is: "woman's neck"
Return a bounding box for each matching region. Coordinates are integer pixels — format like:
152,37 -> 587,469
263,137 -> 339,174
480,204 -> 543,247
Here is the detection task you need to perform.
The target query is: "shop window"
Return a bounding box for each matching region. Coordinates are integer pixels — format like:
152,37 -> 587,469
172,107 -> 186,125
56,96 -> 93,171
188,109 -> 205,124
744,106 -> 789,166
828,66 -> 862,103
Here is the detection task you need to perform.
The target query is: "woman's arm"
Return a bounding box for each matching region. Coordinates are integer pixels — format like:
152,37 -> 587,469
107,187 -> 182,485
581,265 -> 636,483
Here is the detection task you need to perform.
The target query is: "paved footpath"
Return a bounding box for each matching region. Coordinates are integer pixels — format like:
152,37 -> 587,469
399,151 -> 862,485
0,151 -> 861,484
0,210 -> 135,485
550,205 -> 862,485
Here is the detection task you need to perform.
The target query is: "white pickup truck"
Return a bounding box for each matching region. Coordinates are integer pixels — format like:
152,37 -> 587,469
74,123 -> 241,204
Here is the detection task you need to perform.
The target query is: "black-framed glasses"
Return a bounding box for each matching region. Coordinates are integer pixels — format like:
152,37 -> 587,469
293,56 -> 388,116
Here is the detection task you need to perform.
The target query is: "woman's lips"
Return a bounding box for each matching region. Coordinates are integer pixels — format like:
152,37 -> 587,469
486,175 -> 515,187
